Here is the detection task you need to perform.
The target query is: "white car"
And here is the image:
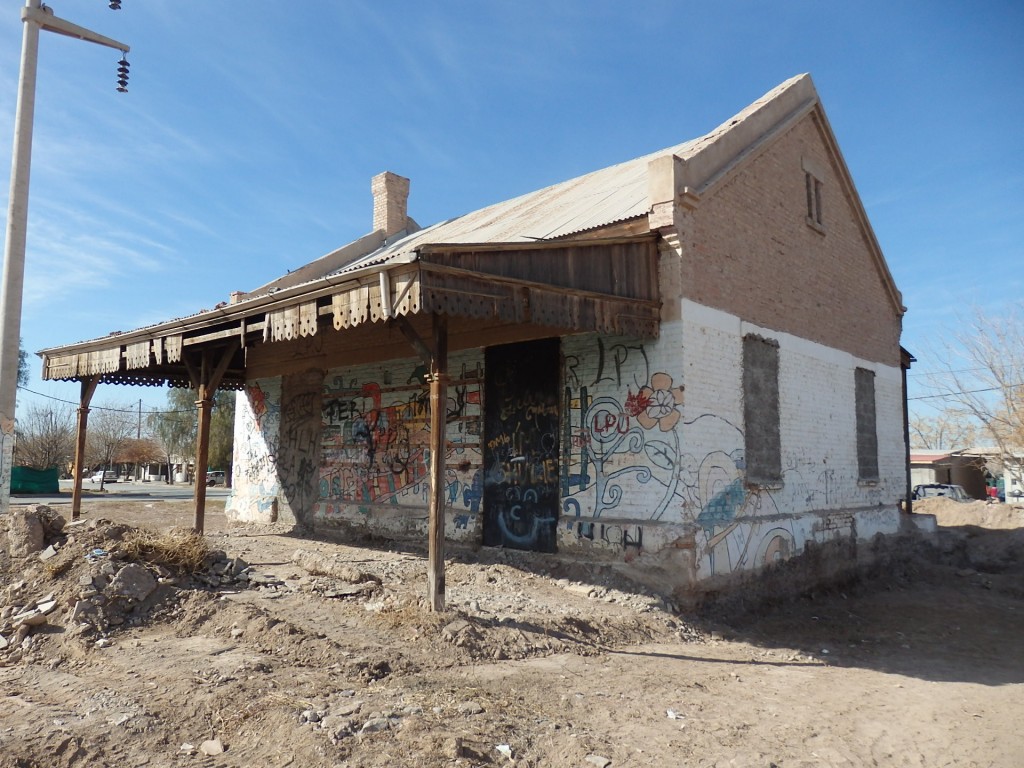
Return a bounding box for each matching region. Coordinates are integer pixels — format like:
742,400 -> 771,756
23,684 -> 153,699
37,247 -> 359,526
912,483 -> 970,501
90,470 -> 118,483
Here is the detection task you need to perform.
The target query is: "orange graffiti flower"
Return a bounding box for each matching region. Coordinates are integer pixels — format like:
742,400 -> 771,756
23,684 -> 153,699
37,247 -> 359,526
635,373 -> 684,431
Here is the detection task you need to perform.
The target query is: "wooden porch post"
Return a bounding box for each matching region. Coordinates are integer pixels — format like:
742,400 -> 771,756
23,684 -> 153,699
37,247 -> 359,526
193,377 -> 212,534
184,341 -> 238,534
70,376 -> 99,521
426,313 -> 449,612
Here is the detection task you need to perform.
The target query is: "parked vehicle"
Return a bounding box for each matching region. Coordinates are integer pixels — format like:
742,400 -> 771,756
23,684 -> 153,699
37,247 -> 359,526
912,483 -> 970,502
90,470 -> 119,483
206,470 -> 226,487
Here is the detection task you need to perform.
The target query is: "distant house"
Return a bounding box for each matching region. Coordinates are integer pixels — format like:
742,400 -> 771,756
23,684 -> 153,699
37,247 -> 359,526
909,449 -> 988,499
955,448 -> 1024,501
910,447 -> 1024,501
910,451 -> 955,488
39,74 -> 909,602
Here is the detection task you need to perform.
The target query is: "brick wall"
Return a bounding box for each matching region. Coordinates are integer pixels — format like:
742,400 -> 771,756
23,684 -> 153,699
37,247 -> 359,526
686,114 -> 902,367
313,350 -> 484,541
559,302 -> 903,587
228,378 -> 282,523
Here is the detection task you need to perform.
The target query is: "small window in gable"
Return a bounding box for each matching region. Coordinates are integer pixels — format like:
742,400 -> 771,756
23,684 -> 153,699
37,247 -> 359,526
802,155 -> 825,233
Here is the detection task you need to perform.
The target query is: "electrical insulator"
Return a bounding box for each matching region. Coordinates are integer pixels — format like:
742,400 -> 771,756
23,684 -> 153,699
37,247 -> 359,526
116,55 -> 129,92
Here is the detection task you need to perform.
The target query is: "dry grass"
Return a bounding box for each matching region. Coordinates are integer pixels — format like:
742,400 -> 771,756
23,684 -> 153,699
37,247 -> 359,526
119,527 -> 211,572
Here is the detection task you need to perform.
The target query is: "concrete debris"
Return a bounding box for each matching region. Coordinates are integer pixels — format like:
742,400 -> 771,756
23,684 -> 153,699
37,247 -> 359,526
12,609 -> 47,628
585,755 -> 613,768
107,563 -> 157,604
291,549 -> 382,585
442,619 -> 473,639
199,738 -> 225,755
333,699 -> 363,717
457,701 -> 484,715
6,508 -> 44,557
358,717 -> 390,734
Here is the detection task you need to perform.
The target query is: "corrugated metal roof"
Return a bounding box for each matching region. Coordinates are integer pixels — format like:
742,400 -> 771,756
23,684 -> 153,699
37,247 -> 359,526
41,74 -> 821,356
257,74 -> 820,288
329,137 -> 698,277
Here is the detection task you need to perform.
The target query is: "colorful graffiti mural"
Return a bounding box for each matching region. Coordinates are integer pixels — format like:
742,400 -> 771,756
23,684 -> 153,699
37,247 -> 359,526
559,333 -> 892,579
314,356 -> 484,529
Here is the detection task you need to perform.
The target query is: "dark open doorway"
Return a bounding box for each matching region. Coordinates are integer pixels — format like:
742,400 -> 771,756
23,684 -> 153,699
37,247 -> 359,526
482,338 -> 561,552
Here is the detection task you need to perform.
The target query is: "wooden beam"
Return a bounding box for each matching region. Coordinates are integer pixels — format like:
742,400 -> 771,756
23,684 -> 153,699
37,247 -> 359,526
182,327 -> 243,346
70,376 -> 100,521
426,313 -> 449,612
207,339 -> 240,392
181,351 -> 201,391
416,233 -> 657,254
392,314 -> 434,367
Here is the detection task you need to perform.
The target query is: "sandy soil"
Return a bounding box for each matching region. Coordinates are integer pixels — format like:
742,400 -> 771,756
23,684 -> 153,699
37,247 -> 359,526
1,496 -> 1023,768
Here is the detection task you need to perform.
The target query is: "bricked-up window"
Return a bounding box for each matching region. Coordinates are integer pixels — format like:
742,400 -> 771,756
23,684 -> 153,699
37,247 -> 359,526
802,156 -> 825,233
855,367 -> 879,481
743,334 -> 782,485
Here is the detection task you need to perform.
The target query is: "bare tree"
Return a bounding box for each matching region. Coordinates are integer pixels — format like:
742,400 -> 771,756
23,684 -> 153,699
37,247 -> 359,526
86,403 -> 137,490
116,437 -> 164,480
147,390 -> 197,484
908,408 -> 979,450
13,403 -> 76,471
922,304 -> 1024,489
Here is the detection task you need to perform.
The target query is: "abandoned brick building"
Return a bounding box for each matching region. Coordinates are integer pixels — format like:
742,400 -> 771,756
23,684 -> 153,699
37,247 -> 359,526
41,74 -> 908,601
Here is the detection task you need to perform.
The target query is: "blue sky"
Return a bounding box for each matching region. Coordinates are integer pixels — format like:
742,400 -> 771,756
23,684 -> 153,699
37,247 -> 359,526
1,1 -> 1021,418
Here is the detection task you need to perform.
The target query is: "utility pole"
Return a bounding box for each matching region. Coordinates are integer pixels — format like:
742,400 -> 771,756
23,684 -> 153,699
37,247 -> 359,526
0,1 -> 130,512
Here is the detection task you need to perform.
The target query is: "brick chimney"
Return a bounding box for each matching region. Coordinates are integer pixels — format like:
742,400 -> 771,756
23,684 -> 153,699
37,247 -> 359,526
371,171 -> 410,239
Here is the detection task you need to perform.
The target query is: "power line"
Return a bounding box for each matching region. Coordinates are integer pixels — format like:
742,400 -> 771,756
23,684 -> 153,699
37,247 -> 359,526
908,383 -> 1023,401
16,385 -> 203,415
907,366 -> 991,378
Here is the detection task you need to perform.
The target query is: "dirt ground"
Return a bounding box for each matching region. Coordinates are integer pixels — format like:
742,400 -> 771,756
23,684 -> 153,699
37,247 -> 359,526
1,496 -> 1023,768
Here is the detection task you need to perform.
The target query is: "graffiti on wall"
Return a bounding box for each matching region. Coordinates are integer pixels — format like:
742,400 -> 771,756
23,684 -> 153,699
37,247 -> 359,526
233,380 -> 282,519
315,358 -> 484,525
560,334 -> 888,578
276,372 -> 323,521
482,339 -> 561,552
562,361 -> 685,522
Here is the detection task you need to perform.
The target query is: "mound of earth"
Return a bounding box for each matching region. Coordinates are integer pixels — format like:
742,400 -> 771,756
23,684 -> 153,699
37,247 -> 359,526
913,496 -> 1024,529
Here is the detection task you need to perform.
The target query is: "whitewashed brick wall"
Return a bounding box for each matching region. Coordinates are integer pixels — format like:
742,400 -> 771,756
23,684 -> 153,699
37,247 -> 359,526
559,299 -> 903,583
313,350 -> 484,540
229,299 -> 903,587
227,378 -> 282,523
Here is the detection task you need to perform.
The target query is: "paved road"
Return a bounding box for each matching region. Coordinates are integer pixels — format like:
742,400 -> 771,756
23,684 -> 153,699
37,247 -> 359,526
12,480 -> 232,507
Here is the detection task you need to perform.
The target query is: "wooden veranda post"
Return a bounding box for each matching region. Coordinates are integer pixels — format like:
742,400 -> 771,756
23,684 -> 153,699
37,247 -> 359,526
193,379 -> 212,534
426,313 -> 449,612
183,342 -> 238,534
70,376 -> 99,520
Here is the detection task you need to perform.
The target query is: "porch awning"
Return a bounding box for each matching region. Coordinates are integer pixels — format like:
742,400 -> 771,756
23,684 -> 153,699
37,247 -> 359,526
39,235 -> 661,388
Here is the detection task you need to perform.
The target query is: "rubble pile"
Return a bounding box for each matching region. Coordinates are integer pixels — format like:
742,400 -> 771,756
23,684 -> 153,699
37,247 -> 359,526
0,505 -> 296,666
